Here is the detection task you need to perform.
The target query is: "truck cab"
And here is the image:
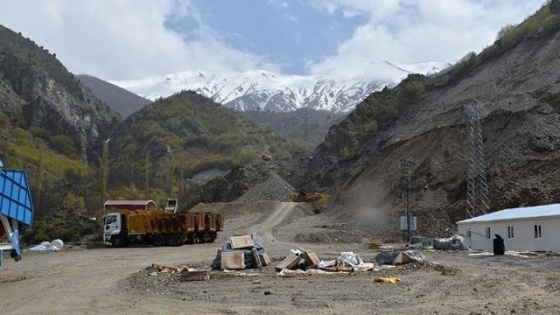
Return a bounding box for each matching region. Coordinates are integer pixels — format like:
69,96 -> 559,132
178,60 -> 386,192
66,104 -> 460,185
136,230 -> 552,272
103,213 -> 123,246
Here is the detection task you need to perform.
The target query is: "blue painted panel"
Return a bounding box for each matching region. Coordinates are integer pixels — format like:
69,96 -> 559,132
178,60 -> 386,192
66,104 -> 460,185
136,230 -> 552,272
0,170 -> 34,225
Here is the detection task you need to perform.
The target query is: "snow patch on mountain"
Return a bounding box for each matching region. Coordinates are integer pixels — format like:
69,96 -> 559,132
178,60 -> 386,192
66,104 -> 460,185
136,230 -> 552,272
111,60 -> 450,113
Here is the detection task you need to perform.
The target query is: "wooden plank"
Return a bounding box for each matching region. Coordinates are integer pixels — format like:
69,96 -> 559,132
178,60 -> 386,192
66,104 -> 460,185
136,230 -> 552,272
181,270 -> 210,281
275,255 -> 299,271
259,253 -> 272,266
303,250 -> 321,268
230,235 -> 254,249
221,251 -> 245,270
319,266 -> 354,273
252,248 -> 262,269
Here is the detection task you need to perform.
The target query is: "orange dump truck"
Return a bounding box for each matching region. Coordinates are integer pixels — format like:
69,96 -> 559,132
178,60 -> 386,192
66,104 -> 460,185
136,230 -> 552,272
103,199 -> 223,247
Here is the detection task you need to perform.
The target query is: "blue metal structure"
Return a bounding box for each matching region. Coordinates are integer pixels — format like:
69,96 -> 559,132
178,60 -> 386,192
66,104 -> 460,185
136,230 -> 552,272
0,159 -> 34,262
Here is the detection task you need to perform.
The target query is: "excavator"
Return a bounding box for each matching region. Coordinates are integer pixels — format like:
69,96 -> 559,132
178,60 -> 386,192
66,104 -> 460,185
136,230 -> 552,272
289,190 -> 331,213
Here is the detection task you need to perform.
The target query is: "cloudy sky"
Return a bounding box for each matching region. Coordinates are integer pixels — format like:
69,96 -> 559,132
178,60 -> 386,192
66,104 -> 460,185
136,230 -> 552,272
0,0 -> 547,81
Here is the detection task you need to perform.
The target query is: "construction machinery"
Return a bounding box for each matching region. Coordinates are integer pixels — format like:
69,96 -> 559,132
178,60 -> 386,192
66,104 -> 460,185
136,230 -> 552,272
289,190 -> 331,203
0,159 -> 34,263
289,190 -> 331,213
103,199 -> 223,247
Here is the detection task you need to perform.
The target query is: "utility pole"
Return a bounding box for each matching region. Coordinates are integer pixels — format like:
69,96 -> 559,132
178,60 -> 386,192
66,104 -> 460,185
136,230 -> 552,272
144,152 -> 149,198
466,99 -> 489,218
100,138 -> 110,214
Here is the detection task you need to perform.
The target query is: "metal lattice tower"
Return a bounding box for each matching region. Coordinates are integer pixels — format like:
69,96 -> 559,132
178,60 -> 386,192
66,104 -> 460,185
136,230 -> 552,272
466,100 -> 489,218
400,158 -> 414,241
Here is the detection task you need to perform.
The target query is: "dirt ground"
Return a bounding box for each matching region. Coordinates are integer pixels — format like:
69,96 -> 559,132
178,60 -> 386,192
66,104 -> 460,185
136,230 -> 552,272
2,202 -> 560,315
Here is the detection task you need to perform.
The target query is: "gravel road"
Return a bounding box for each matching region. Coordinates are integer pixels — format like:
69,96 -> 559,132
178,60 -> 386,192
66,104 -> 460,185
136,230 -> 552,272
2,201 -> 560,314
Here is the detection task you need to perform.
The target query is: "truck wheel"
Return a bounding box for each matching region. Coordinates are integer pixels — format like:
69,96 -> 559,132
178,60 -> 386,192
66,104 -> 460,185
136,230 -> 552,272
152,235 -> 165,247
202,232 -> 213,243
111,236 -> 125,247
166,234 -> 181,246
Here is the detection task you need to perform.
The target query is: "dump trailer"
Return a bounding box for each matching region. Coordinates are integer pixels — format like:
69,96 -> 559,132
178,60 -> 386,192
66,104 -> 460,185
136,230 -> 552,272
0,159 -> 34,263
103,199 -> 223,247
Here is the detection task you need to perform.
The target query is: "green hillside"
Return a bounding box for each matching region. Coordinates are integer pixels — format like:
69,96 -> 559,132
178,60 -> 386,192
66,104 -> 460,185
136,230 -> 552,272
107,90 -> 308,205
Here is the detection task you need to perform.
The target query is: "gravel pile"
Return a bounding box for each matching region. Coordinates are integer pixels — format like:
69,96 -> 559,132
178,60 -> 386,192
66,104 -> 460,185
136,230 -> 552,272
235,173 -> 294,202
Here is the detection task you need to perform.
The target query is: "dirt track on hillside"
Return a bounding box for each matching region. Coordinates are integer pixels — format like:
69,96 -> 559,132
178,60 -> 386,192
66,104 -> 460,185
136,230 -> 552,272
2,201 -> 560,314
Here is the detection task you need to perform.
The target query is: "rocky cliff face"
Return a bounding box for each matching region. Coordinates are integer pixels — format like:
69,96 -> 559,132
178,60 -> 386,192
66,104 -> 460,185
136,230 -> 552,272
0,25 -> 119,163
297,5 -> 560,237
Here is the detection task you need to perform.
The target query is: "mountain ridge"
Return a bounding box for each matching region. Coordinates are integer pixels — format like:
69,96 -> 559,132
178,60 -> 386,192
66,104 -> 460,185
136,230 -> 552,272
110,61 -> 449,113
77,74 -> 151,119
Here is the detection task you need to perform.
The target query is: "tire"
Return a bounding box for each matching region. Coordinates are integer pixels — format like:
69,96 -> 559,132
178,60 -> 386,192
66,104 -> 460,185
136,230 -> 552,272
152,235 -> 166,247
166,234 -> 181,246
202,232 -> 214,243
111,236 -> 125,247
185,234 -> 194,245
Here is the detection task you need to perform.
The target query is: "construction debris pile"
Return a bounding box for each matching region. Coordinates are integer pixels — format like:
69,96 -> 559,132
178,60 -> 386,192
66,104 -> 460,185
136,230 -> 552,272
275,249 -> 375,275
211,234 -> 271,270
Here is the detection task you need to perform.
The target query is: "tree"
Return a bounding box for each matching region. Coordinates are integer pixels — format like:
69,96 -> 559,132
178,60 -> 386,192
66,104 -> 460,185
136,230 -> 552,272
100,139 -> 110,209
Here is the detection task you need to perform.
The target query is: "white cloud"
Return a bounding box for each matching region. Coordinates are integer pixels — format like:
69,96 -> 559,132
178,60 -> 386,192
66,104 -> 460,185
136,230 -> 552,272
0,0 -> 278,80
0,0 -> 549,82
306,0 -> 547,79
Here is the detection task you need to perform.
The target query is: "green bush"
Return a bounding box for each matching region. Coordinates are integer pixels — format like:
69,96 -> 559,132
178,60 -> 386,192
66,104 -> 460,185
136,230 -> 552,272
339,145 -> 357,160
402,80 -> 426,101
364,120 -> 378,133
50,135 -> 78,158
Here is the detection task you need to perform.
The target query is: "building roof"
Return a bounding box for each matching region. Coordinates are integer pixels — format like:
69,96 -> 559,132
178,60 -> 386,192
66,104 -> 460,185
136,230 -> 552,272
457,203 -> 560,224
103,200 -> 157,210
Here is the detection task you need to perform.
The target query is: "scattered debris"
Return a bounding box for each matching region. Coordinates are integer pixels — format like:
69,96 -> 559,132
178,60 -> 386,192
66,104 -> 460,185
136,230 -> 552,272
152,263 -> 182,273
374,250 -> 426,266
374,276 -> 401,284
366,238 -> 384,249
27,239 -> 64,252
433,234 -> 466,251
181,269 -> 210,282
339,252 -> 374,271
275,248 -> 374,275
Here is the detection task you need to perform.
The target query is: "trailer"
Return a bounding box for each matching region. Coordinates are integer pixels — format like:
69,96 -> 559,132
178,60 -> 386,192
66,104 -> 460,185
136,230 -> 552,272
103,199 -> 223,247
0,159 -> 34,263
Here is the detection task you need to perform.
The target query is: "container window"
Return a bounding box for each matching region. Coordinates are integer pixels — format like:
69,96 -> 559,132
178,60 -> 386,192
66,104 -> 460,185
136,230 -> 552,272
534,225 -> 542,239
507,226 -> 514,239
485,227 -> 491,238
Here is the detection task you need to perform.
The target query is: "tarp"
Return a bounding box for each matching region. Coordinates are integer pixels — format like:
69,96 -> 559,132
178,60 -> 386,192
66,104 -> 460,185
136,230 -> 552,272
28,239 -> 64,252
338,252 -> 374,271
392,250 -> 426,265
375,251 -> 399,265
375,250 -> 425,265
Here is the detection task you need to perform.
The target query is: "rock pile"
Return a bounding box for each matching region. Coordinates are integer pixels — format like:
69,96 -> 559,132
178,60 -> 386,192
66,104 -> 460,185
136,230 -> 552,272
235,173 -> 294,202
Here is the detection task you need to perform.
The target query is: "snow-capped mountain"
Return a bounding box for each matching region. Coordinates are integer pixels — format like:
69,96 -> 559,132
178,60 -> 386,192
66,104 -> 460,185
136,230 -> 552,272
111,61 -> 450,113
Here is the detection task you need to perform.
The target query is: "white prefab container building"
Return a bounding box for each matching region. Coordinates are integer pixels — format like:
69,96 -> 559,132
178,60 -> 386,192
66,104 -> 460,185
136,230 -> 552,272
456,203 -> 560,252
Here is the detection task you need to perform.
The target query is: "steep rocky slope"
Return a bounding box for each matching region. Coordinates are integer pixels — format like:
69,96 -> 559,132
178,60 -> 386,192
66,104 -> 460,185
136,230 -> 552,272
297,4 -> 560,238
77,74 -> 151,119
0,25 -> 119,163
